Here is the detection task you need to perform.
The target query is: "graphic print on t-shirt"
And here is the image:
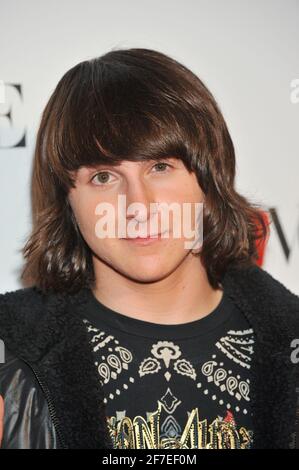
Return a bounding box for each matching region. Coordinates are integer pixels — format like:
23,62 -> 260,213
81,288 -> 254,449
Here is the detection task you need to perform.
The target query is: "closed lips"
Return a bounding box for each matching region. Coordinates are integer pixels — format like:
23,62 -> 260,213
125,234 -> 160,239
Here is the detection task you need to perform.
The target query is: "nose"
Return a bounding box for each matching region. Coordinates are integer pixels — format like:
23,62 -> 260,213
125,178 -> 158,225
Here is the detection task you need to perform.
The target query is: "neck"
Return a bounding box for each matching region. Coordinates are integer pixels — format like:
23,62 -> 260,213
91,254 -> 223,325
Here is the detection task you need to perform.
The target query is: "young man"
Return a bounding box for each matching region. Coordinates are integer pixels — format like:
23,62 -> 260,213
0,48 -> 299,449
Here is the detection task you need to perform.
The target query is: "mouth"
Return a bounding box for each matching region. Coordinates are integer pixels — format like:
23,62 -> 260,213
122,232 -> 168,244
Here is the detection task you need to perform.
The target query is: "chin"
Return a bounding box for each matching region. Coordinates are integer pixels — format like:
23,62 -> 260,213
129,273 -> 169,284
121,264 -> 172,284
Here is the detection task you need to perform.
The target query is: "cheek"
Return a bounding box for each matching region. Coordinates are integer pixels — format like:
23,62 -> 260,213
165,172 -> 204,203
181,177 -> 204,202
69,191 -> 99,237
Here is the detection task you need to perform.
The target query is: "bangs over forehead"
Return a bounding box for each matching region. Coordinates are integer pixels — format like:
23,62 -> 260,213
42,48 -> 222,193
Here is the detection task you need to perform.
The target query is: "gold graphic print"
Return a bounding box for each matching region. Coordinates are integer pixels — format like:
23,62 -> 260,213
106,402 -> 253,449
139,341 -> 197,382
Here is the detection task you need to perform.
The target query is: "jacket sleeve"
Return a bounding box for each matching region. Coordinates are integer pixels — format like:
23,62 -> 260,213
0,345 -> 58,449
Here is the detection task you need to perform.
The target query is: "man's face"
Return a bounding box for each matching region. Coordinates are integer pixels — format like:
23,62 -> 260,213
68,157 -> 205,283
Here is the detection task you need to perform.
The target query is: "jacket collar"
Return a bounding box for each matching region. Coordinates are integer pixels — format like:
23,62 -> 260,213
221,265 -> 299,448
0,285 -> 113,449
0,264 -> 298,448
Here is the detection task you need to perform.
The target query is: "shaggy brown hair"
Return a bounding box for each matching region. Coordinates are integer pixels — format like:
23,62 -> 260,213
21,48 -> 269,294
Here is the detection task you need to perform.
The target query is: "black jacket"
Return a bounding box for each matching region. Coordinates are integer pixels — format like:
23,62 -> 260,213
0,264 -> 299,449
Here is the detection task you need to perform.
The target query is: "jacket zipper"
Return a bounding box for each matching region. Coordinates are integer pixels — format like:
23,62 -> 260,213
21,357 -> 67,449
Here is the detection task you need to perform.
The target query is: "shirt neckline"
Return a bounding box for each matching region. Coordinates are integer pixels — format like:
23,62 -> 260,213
82,286 -> 234,340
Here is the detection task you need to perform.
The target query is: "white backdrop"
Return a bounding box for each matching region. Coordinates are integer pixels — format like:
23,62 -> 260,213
0,0 -> 298,294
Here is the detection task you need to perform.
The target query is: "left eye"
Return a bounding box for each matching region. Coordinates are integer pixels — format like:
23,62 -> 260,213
152,162 -> 172,172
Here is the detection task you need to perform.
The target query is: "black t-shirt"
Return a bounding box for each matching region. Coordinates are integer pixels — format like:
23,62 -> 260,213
80,288 -> 254,449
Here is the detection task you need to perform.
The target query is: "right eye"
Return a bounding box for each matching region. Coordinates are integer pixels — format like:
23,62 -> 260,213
91,171 -> 114,186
